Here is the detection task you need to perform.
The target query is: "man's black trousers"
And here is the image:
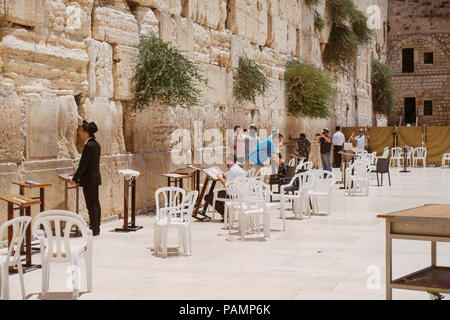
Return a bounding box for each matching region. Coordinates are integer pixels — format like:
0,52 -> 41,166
334,145 -> 343,168
82,184 -> 101,235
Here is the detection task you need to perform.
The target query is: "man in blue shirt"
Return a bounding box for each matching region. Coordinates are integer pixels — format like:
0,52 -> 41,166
247,132 -> 284,171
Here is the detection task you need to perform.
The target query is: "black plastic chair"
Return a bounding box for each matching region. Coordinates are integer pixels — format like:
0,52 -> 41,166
376,158 -> 391,186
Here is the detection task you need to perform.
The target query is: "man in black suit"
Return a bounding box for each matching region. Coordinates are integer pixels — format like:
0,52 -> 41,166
71,120 -> 102,236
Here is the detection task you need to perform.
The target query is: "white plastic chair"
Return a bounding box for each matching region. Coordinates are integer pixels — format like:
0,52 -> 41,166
296,160 -> 312,172
381,147 -> 389,158
154,190 -> 198,258
32,210 -> 93,299
245,167 -> 256,178
390,147 -> 403,167
442,153 -> 450,168
254,166 -> 271,182
0,216 -> 31,300
345,160 -> 371,196
309,170 -> 335,216
288,158 -> 296,167
231,180 -> 271,240
413,147 -> 427,167
279,171 -> 315,230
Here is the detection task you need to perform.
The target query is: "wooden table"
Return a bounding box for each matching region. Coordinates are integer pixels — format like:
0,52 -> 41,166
58,173 -> 79,213
174,167 -> 201,192
377,204 -> 450,300
115,172 -> 142,232
0,194 -> 40,272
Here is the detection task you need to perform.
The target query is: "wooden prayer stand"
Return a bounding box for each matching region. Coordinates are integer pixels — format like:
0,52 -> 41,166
192,168 -> 219,221
0,194 -> 41,273
175,167 -> 202,192
378,204 -> 450,300
399,145 -> 410,173
58,173 -> 79,213
115,173 -> 143,232
11,180 -> 52,253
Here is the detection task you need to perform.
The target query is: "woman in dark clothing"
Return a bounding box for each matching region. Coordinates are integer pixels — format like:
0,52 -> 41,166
71,120 -> 102,236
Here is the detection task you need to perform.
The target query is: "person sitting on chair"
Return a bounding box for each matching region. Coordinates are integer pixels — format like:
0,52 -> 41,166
71,120 -> 102,236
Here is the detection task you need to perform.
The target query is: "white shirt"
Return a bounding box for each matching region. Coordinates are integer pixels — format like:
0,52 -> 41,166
84,137 -> 92,145
332,131 -> 345,146
355,134 -> 365,150
226,164 -> 246,182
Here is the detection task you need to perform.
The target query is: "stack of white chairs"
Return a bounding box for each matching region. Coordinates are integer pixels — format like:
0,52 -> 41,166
245,167 -> 256,178
0,216 -> 31,300
442,153 -> 450,168
412,147 -> 427,167
345,159 -> 371,196
154,187 -> 198,258
390,147 -> 403,167
308,170 -> 335,216
279,171 -> 315,230
32,210 -> 93,299
230,179 -> 272,240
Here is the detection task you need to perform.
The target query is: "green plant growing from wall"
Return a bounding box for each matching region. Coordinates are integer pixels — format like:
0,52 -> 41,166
285,61 -> 335,118
323,23 -> 360,70
132,33 -> 204,110
233,56 -> 270,104
371,58 -> 396,116
314,13 -> 326,32
304,0 -> 321,7
323,0 -> 373,70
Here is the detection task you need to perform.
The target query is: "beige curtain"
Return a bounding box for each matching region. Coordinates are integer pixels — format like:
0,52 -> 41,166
398,126 -> 423,148
425,126 -> 450,166
368,127 -> 394,156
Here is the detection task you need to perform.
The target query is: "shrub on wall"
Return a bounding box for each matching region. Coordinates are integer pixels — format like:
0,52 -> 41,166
233,56 -> 270,104
285,61 -> 334,118
132,33 -> 204,110
324,0 -> 373,70
371,58 -> 396,116
314,13 -> 326,32
323,23 -> 360,69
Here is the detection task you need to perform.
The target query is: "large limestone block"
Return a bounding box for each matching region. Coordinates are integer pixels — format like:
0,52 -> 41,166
182,0 -> 227,30
132,0 -> 181,15
267,15 -> 288,53
1,29 -> 89,95
58,96 -> 79,159
287,24 -> 297,56
79,97 -> 126,155
0,163 -> 19,225
21,159 -> 74,214
205,64 -> 232,106
113,45 -> 138,100
158,10 -> 193,54
6,0 -> 44,27
24,93 -> 59,160
87,39 -> 114,98
133,6 -> 159,35
226,0 -> 267,45
92,7 -> 139,47
0,90 -> 23,162
43,0 -> 92,37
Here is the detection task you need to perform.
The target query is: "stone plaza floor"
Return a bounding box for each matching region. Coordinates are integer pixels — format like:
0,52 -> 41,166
7,167 -> 450,300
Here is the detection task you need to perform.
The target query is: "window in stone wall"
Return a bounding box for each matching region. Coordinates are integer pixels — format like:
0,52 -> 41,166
404,97 -> 416,124
402,48 -> 414,73
424,52 -> 434,64
424,100 -> 433,116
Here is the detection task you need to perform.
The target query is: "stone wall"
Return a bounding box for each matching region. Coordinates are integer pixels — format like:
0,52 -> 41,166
0,0 -> 387,223
387,0 -> 450,126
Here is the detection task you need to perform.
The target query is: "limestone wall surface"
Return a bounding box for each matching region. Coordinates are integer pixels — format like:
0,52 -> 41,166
0,0 -> 387,223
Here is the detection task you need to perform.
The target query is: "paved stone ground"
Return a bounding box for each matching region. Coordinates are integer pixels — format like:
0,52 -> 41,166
6,167 -> 450,300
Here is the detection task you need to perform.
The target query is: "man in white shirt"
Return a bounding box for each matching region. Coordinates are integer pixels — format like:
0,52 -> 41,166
332,126 -> 345,168
353,128 -> 366,151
